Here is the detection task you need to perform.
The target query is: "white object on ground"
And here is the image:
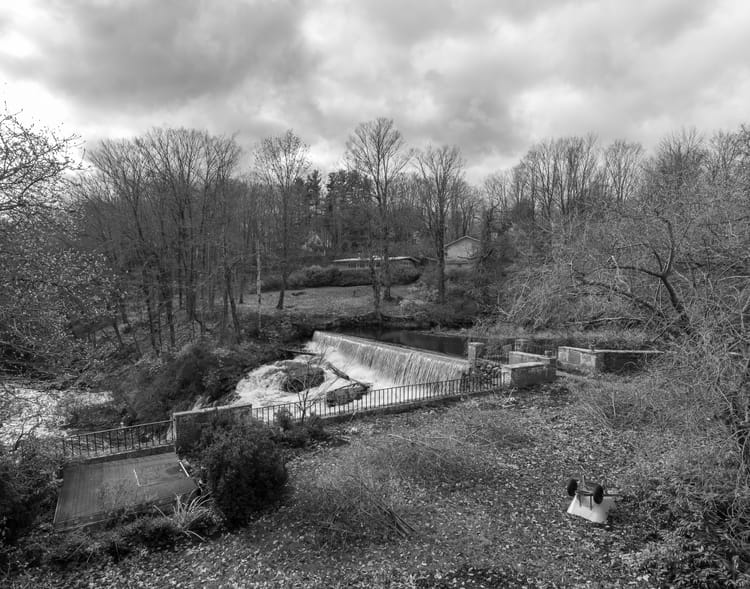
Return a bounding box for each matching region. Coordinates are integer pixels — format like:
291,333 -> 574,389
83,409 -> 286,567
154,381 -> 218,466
567,495 -> 615,523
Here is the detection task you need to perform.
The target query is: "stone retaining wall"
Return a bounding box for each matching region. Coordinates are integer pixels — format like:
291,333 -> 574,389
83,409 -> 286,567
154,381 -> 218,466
557,347 -> 662,374
508,350 -> 556,367
501,362 -> 555,387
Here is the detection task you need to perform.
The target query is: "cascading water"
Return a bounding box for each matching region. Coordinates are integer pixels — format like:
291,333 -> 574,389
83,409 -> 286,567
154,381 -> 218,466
309,331 -> 470,385
232,331 -> 471,411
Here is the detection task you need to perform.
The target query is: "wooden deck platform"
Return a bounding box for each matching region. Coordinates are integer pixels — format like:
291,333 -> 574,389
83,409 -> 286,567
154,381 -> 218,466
54,451 -> 197,530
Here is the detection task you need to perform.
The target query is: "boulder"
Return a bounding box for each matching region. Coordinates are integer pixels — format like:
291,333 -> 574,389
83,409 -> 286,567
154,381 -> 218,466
281,362 -> 325,393
326,383 -> 370,406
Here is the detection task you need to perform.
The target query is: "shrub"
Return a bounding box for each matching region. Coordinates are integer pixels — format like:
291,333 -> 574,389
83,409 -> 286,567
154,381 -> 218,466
0,436 -> 60,545
199,421 -> 287,527
162,492 -> 224,540
61,397 -> 128,430
288,265 -> 342,288
116,344 -> 277,422
290,441 -> 413,545
389,264 -> 421,285
274,407 -> 295,431
272,410 -> 329,449
334,267 -> 371,287
119,515 -> 180,550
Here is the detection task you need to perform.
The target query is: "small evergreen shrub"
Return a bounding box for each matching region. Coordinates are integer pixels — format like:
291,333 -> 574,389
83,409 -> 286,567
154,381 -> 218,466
199,421 -> 287,527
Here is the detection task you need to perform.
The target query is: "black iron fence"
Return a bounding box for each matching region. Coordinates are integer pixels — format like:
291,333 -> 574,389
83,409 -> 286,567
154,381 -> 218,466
251,373 -> 504,425
62,373 -> 504,461
63,420 -> 173,461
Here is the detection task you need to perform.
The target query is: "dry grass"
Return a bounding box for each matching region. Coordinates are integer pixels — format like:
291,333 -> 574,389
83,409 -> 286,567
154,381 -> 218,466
237,285 -> 414,317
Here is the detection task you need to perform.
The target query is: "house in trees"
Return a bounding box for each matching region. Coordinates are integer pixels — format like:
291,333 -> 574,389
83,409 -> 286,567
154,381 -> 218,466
445,236 -> 479,267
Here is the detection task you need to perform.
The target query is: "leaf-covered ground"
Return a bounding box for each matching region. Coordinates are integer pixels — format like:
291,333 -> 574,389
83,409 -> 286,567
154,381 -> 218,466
12,381 -> 667,588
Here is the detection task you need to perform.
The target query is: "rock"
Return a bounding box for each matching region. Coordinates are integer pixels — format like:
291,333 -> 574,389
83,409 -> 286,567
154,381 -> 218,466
281,362 -> 325,393
326,383 -> 370,406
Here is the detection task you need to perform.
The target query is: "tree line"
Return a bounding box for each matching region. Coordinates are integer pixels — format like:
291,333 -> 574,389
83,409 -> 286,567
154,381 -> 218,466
1,105 -> 748,378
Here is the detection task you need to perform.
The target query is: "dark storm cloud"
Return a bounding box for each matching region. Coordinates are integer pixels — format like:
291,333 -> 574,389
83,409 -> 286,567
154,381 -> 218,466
2,0 -> 749,183
2,0 -> 315,110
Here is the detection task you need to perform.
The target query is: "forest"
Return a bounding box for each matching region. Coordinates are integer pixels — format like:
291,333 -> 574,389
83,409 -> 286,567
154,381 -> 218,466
2,104 -> 750,585
4,110 -> 748,364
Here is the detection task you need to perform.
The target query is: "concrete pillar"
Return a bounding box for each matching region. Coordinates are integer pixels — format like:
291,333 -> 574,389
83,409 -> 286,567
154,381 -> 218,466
514,338 -> 529,352
467,342 -> 485,368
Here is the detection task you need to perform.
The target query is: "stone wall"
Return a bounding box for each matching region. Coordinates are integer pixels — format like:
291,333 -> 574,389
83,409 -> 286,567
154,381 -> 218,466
173,403 -> 254,454
508,350 -> 556,367
557,347 -> 662,374
501,362 -> 555,388
556,347 -> 600,374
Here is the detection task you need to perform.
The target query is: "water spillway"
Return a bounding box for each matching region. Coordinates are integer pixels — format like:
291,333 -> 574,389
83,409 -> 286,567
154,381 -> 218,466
309,331 -> 470,385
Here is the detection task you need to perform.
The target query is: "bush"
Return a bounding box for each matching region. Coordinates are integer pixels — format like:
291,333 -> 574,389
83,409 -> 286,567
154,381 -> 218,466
0,437 -> 60,545
115,343 -> 278,422
290,440 -> 412,545
162,491 -> 224,540
288,265 -> 342,288
119,515 -> 180,550
272,413 -> 329,449
61,397 -> 128,430
199,421 -> 287,527
258,263 -> 422,291
334,267 -> 372,287
622,435 -> 749,587
389,264 -> 421,285
41,493 -> 222,568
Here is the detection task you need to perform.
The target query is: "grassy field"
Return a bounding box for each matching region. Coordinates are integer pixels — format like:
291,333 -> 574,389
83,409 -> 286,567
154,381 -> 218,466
13,374 -> 730,588
238,284 -> 416,317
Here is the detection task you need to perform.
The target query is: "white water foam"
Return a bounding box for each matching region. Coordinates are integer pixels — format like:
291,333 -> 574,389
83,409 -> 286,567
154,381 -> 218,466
232,331 -> 470,410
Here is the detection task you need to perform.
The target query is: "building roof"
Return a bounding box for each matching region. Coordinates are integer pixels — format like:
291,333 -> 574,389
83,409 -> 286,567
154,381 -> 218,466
445,235 -> 479,248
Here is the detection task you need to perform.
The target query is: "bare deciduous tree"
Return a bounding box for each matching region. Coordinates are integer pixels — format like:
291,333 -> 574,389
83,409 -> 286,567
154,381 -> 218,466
255,130 -> 310,310
346,117 -> 411,303
415,144 -> 465,303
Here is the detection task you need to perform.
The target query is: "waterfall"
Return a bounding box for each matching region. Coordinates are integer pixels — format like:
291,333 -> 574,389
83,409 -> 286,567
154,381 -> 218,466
309,331 -> 470,385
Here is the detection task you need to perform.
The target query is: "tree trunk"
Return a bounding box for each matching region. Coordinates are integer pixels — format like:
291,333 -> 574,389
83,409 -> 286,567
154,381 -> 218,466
256,238 -> 262,333
141,269 -> 159,354
436,210 -> 446,304
369,252 -> 382,324
226,265 -> 242,342
381,216 -> 392,300
159,265 -> 176,348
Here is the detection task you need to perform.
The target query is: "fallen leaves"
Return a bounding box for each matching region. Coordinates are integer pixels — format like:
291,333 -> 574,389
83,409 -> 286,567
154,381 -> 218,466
12,379 -> 665,588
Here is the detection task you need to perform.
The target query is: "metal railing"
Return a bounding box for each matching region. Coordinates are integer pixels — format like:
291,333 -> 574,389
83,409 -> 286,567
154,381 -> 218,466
62,373 -> 504,461
251,373 -> 504,425
63,420 -> 173,461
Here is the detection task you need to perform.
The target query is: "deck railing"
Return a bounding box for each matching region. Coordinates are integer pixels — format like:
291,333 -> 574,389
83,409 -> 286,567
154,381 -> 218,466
63,420 -> 173,461
250,373 -> 504,425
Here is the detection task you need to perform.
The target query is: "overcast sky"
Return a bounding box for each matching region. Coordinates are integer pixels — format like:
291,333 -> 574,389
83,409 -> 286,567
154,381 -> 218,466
2,0 -> 749,183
